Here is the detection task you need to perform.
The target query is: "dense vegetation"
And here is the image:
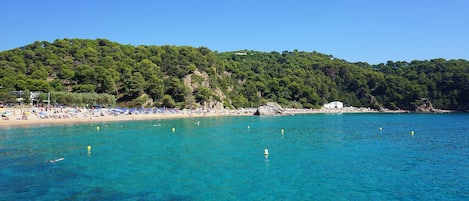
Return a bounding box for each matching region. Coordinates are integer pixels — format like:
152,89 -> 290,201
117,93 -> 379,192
0,38 -> 468,111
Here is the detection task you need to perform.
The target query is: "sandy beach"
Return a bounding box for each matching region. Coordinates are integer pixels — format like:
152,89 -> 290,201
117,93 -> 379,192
0,107 -> 260,128
0,106 -> 391,128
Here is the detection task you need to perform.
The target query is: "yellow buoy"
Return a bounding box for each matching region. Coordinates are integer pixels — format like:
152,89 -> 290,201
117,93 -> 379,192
281,129 -> 285,134
264,148 -> 269,155
411,130 -> 415,136
172,128 -> 176,133
96,126 -> 100,131
87,145 -> 91,153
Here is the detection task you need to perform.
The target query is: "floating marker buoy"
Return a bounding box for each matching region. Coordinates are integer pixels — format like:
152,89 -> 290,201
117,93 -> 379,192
281,129 -> 285,134
172,128 -> 176,133
247,125 -> 250,129
87,145 -> 91,153
411,130 -> 415,136
379,127 -> 382,131
96,126 -> 100,131
264,148 -> 269,155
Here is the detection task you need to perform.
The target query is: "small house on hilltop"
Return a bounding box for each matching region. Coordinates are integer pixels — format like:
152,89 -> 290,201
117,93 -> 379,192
234,52 -> 247,56
323,101 -> 344,109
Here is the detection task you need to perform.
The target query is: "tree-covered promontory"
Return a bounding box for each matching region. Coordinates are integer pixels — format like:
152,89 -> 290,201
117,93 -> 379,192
0,38 -> 468,111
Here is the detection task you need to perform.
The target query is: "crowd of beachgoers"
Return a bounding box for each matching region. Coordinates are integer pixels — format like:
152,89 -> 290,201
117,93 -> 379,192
0,105 -> 258,127
0,105 -> 397,127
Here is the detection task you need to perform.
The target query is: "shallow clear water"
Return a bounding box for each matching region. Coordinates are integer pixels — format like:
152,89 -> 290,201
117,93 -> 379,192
1,113 -> 468,200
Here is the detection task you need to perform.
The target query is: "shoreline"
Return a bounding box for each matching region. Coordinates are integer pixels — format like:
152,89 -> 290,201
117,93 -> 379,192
0,107 -> 255,128
0,106 -> 457,128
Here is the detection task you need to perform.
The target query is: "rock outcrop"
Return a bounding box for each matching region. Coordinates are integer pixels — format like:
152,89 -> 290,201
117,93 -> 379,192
416,98 -> 434,112
254,102 -> 285,116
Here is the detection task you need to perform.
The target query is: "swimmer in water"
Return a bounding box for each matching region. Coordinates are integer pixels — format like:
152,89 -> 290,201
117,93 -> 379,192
49,157 -> 64,163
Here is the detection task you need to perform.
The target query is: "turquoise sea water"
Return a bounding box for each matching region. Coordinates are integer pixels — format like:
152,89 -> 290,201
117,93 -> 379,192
1,113 -> 468,200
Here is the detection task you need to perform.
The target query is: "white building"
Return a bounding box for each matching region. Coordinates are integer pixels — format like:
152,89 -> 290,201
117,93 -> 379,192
323,101 -> 344,109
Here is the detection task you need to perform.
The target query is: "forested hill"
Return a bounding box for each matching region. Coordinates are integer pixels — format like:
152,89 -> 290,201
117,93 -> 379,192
0,38 -> 468,111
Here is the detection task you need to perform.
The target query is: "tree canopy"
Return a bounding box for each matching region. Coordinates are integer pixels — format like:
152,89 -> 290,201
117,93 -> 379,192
0,38 -> 468,110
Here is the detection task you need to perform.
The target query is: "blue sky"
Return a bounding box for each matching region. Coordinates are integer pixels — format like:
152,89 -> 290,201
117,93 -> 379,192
1,0 -> 468,64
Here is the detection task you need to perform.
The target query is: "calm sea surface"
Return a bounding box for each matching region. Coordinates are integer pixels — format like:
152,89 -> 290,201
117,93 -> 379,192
1,113 -> 468,200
